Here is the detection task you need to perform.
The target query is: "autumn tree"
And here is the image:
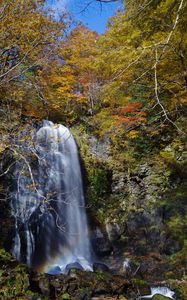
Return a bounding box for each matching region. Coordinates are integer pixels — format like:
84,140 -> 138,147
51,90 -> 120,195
38,25 -> 99,123
0,0 -> 66,136
89,0 -> 187,140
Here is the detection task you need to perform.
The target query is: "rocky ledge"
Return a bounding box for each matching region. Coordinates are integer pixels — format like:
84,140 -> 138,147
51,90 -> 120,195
0,249 -> 187,300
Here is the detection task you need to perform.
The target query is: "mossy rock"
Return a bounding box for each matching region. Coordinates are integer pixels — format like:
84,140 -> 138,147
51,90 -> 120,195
119,296 -> 127,300
168,279 -> 187,299
152,294 -> 171,300
61,293 -> 71,299
0,248 -> 14,262
0,249 -> 39,299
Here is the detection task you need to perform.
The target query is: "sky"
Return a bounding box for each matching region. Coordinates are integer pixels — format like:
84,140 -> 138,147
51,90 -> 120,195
45,0 -> 123,34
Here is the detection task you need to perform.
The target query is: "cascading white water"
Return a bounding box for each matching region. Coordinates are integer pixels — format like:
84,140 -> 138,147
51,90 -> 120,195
139,286 -> 175,299
11,120 -> 93,274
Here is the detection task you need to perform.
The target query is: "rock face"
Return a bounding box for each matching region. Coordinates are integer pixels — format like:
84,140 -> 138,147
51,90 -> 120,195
88,136 -> 111,161
0,151 -> 15,250
90,226 -> 112,258
106,223 -> 121,242
75,131 -> 187,280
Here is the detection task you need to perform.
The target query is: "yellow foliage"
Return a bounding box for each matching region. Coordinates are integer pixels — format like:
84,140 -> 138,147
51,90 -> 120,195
0,143 -> 6,153
160,151 -> 175,161
126,130 -> 139,139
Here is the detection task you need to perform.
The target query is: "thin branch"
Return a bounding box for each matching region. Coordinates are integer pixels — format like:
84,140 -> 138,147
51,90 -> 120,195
9,147 -> 45,201
154,47 -> 183,133
0,161 -> 16,177
34,83 -> 49,118
102,0 -> 185,87
48,207 -> 66,232
109,49 -> 146,83
165,0 -> 184,48
0,39 -> 40,80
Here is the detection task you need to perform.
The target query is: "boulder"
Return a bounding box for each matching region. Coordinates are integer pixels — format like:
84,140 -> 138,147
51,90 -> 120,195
162,238 -> 183,255
93,262 -> 110,272
138,285 -> 151,297
47,265 -> 61,275
94,281 -> 112,295
152,294 -> 171,300
65,262 -> 84,274
92,236 -> 112,257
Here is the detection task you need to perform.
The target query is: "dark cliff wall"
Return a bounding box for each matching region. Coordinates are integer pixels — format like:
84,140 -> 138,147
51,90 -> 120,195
72,125 -> 187,280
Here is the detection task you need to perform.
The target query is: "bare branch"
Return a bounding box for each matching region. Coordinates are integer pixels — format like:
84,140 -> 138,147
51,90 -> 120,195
9,146 -> 45,201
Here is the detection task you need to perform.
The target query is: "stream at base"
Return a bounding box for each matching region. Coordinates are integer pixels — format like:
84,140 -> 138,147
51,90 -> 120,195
139,286 -> 175,299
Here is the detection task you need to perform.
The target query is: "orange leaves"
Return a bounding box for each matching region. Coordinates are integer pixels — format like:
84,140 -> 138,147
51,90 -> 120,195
121,102 -> 141,113
36,25 -> 100,122
114,102 -> 146,127
23,103 -> 45,119
114,116 -> 132,123
114,114 -> 145,125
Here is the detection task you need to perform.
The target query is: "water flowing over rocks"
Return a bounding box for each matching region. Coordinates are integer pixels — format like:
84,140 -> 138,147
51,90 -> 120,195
141,286 -> 175,299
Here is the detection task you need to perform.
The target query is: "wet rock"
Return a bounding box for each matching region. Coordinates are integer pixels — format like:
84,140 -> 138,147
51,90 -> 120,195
134,243 -> 148,256
126,212 -> 151,236
92,236 -> 112,257
67,282 -> 79,293
49,276 -> 63,290
38,277 -> 50,295
162,239 -> 183,255
47,265 -> 61,275
74,287 -> 92,299
0,249 -> 137,300
94,281 -> 112,295
122,258 -> 138,278
65,262 -> 84,274
93,262 -> 110,272
106,223 -> 121,242
137,285 -> 151,297
110,276 -> 131,294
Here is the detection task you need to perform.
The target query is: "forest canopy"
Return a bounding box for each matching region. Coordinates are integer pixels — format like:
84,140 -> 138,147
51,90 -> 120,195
0,0 -> 186,147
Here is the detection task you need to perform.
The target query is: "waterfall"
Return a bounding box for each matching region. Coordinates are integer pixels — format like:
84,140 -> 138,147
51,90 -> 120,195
11,120 -> 93,274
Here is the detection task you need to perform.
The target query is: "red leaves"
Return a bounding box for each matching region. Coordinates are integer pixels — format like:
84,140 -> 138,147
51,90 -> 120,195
114,102 -> 146,125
